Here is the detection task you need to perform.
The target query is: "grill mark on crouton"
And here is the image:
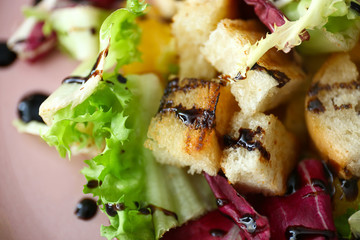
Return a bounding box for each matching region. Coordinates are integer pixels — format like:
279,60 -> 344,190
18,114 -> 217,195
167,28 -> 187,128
307,97 -> 326,114
330,98 -> 352,111
251,63 -> 290,88
158,78 -> 222,111
308,81 -> 360,97
223,126 -> 270,161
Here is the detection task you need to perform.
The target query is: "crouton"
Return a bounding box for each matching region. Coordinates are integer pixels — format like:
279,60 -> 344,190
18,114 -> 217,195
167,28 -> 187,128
221,112 -> 298,195
145,78 -> 238,175
172,0 -> 239,80
202,19 -> 306,115
305,53 -> 360,178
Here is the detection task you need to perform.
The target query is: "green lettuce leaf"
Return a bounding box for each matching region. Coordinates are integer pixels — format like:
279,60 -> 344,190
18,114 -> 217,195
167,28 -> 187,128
279,0 -> 360,54
237,0 -> 360,76
12,119 -> 48,136
40,1 -> 216,239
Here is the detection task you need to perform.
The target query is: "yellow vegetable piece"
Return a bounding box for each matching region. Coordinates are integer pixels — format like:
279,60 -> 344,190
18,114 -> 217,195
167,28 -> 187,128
122,7 -> 177,84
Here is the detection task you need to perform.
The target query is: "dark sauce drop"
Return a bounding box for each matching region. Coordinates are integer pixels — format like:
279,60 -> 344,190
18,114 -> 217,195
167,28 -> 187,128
139,207 -> 151,215
86,180 -> 102,189
117,74 -> 127,84
75,198 -> 98,220
224,127 -> 270,161
340,178 -> 359,201
209,229 -> 227,237
238,215 -> 257,234
0,42 -> 17,67
286,226 -> 335,240
17,93 -> 48,123
105,203 -> 118,217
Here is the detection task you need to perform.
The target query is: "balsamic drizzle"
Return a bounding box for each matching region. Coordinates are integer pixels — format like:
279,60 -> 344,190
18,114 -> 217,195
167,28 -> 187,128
224,126 -> 270,161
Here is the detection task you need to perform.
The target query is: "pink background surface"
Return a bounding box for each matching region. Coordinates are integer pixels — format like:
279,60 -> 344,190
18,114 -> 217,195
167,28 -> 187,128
0,0 -> 108,239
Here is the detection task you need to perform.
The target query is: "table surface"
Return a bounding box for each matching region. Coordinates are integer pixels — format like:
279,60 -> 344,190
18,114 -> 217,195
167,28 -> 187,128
0,1 -> 108,239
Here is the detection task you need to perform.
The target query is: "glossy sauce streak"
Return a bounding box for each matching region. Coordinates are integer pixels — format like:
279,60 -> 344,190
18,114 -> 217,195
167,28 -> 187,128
322,162 -> 336,197
62,48 -> 108,84
62,76 -> 87,84
238,215 -> 257,234
285,171 -> 299,195
286,226 -> 335,240
311,179 -> 330,194
224,126 -> 270,161
160,105 -> 216,130
252,63 -> 290,88
340,178 -> 359,201
147,204 -> 178,220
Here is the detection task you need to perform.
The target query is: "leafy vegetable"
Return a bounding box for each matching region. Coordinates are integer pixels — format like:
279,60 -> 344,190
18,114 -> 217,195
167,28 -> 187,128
335,207 -> 358,239
40,1 -> 215,239
162,210 -> 240,240
204,173 -> 270,239
349,210 -> 360,238
237,0 -> 360,77
49,6 -> 110,60
12,119 -> 48,135
279,0 -> 360,54
251,159 -> 336,240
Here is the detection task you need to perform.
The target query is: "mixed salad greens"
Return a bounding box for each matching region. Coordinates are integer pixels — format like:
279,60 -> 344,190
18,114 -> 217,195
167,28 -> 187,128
11,0 -> 360,239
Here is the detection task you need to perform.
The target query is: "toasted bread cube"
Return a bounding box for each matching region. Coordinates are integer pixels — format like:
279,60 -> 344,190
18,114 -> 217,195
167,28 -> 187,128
202,19 -> 306,115
145,78 -> 238,175
221,112 -> 298,195
172,0 -> 239,80
305,53 -> 360,178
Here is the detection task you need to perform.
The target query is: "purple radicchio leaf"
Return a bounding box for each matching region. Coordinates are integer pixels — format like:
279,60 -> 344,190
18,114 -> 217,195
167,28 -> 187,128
250,159 -> 336,240
23,21 -> 57,62
161,209 -> 242,240
204,173 -> 270,240
243,0 -> 309,41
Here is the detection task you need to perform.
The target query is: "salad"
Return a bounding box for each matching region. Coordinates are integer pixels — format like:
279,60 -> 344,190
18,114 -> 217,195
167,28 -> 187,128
8,0 -> 360,239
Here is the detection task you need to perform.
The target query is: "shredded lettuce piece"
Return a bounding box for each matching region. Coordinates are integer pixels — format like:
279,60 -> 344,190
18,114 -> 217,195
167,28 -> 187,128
237,0 -> 360,76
